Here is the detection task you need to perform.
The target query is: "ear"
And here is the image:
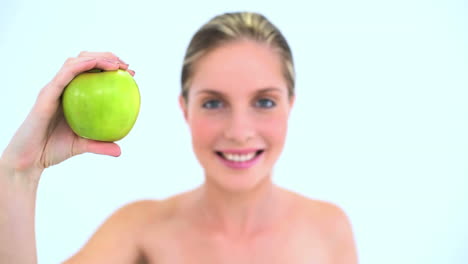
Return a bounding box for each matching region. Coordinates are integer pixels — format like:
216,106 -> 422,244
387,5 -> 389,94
288,95 -> 295,112
178,95 -> 188,122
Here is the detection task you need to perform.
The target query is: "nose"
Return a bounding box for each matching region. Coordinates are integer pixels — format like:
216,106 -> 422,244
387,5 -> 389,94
223,108 -> 255,144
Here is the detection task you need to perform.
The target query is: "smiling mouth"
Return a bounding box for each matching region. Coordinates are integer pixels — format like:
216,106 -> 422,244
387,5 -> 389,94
215,150 -> 264,163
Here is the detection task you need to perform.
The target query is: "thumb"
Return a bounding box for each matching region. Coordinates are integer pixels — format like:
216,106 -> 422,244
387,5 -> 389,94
75,138 -> 122,157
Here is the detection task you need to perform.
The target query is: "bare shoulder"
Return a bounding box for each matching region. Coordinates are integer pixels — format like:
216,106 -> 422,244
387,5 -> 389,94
98,199 -> 164,231
280,187 -> 349,221
116,199 -> 162,220
280,188 -> 358,263
64,199 -> 162,264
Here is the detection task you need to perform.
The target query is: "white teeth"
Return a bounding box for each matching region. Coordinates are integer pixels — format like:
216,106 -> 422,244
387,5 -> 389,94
222,152 -> 257,162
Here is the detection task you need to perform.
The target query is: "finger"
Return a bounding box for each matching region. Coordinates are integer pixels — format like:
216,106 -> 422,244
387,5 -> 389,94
78,51 -> 119,61
60,56 -> 121,83
84,62 -> 129,71
78,51 -> 128,66
75,138 -> 122,157
42,57 -> 120,102
127,69 -> 135,76
77,52 -> 129,71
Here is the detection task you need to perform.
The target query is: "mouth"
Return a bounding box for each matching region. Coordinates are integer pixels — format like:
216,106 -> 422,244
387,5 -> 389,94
215,149 -> 264,163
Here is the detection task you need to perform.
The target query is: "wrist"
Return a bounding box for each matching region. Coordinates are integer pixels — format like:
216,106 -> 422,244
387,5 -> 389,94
0,156 -> 42,191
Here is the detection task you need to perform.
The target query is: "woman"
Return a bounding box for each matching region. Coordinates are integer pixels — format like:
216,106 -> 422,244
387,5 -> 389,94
0,12 -> 358,263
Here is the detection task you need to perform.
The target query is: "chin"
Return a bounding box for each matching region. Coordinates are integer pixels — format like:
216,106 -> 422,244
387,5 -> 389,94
205,169 -> 272,194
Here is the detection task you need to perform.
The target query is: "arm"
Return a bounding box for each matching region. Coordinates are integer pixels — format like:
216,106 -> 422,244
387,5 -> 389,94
0,160 -> 41,264
327,204 -> 359,264
0,52 -> 131,264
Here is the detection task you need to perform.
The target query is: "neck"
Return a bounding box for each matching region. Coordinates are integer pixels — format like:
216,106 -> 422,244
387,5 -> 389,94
194,176 -> 281,238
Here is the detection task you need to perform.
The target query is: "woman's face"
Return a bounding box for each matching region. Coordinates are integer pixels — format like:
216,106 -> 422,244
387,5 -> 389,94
180,40 -> 294,192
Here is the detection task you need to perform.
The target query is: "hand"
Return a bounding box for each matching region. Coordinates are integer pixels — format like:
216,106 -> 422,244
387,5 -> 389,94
1,52 -> 135,177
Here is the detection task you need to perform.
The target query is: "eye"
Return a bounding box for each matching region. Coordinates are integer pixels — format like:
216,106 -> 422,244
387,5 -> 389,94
202,99 -> 224,109
255,98 -> 276,108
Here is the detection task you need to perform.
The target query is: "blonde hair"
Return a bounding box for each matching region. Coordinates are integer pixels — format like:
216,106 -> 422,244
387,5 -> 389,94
181,12 -> 295,101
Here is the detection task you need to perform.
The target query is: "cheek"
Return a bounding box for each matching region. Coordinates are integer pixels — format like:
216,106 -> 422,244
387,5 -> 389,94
189,114 -> 222,148
259,113 -> 289,145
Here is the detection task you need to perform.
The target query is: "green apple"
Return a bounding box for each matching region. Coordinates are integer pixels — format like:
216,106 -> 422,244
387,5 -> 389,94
62,69 -> 140,142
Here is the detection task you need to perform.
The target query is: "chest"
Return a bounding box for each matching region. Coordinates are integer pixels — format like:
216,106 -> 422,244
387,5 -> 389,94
141,221 -> 332,264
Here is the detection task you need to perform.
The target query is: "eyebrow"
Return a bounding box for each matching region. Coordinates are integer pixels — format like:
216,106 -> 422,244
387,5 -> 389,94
195,87 -> 285,96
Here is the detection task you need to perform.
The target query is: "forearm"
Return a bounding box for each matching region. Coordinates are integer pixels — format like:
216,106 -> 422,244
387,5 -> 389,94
0,159 -> 42,264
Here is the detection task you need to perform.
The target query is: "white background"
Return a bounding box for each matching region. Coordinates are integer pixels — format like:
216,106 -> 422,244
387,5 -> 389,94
1,0 -> 467,263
